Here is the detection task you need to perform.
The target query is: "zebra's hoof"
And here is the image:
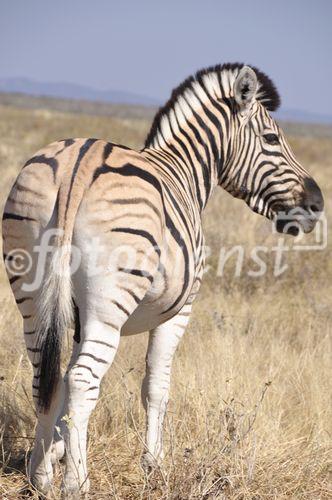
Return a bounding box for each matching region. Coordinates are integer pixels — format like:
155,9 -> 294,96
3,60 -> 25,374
141,451 -> 163,474
30,474 -> 53,496
60,477 -> 90,499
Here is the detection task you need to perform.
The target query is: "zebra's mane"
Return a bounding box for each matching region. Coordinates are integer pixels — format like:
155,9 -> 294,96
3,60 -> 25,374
145,62 -> 280,148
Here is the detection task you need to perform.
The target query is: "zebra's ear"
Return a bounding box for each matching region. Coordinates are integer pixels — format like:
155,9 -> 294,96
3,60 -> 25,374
234,66 -> 258,113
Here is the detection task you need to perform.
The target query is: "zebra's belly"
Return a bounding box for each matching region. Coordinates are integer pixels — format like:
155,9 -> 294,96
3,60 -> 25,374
121,277 -> 189,335
121,305 -> 167,335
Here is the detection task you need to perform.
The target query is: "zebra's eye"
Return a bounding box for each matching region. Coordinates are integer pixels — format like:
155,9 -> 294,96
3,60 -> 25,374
263,133 -> 280,145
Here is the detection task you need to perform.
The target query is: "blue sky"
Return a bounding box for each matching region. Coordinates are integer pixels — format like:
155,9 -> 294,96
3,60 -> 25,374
1,0 -> 331,115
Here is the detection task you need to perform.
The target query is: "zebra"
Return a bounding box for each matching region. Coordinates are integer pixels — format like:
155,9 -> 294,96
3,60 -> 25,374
2,63 -> 323,496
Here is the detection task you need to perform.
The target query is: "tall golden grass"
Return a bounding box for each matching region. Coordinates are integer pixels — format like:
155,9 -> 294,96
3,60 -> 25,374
0,103 -> 331,499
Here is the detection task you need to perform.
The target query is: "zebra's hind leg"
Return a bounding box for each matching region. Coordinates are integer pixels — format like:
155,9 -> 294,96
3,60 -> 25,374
51,420 -> 66,465
51,324 -> 81,465
141,303 -> 192,471
28,379 -> 64,494
60,313 -> 121,496
19,295 -> 64,494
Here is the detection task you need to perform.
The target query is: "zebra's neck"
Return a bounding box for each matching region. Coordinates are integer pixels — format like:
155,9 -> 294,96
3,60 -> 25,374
142,65 -> 240,212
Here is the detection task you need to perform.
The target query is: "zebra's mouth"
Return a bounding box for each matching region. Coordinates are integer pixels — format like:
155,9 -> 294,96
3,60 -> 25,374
274,207 -> 319,236
275,216 -> 301,236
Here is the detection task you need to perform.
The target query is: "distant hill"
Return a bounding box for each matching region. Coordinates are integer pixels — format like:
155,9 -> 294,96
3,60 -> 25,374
1,77 -> 332,125
0,83 -> 332,139
0,77 -> 160,107
0,91 -> 157,122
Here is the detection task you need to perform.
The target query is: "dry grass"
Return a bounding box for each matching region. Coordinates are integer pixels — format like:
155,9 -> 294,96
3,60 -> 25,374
0,103 -> 331,499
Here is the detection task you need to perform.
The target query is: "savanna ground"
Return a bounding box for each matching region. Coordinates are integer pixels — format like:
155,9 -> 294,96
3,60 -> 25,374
0,97 -> 331,499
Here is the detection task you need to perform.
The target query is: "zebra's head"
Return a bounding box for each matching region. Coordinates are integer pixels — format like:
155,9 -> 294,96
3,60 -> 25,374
223,65 -> 324,235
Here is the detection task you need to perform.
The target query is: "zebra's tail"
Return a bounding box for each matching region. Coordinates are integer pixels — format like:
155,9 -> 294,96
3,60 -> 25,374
36,241 -> 73,411
36,139 -> 96,412
36,177 -> 86,411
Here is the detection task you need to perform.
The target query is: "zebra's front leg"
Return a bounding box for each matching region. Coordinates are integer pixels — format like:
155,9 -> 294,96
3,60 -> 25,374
141,303 -> 192,470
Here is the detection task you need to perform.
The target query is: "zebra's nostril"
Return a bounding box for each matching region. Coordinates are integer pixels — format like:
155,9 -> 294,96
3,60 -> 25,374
303,177 -> 324,213
310,203 -> 320,213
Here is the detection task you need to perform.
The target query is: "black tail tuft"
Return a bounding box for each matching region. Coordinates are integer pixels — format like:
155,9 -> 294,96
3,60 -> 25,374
37,314 -> 61,412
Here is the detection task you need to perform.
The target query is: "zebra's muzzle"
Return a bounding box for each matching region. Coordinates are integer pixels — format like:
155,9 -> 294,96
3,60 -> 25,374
273,177 -> 324,236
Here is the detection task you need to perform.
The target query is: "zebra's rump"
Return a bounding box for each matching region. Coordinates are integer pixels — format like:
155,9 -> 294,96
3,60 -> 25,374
2,138 -> 199,325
